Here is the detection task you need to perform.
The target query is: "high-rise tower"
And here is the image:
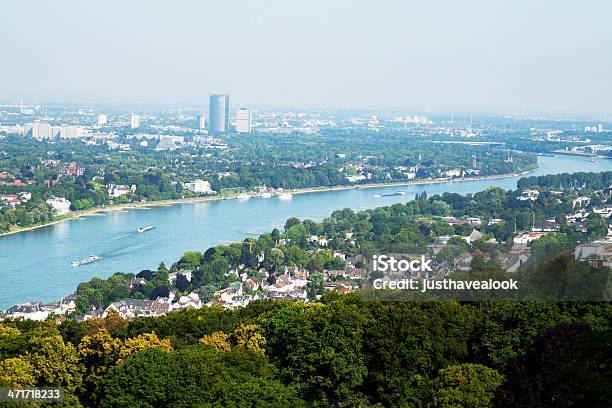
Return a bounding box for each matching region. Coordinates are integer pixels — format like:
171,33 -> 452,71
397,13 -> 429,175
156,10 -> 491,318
208,94 -> 230,133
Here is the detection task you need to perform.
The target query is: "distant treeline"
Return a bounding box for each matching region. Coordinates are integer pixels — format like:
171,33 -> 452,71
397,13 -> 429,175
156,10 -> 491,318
517,171 -> 612,191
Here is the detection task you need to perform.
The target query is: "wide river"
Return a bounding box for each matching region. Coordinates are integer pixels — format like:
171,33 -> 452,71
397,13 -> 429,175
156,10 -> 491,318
1,155 -> 611,309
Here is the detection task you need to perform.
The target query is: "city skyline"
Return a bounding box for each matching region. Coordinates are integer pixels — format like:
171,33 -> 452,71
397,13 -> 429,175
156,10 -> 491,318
1,0 -> 611,114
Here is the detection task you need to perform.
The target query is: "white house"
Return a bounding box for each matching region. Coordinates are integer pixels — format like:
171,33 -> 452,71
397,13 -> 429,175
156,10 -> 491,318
5,303 -> 49,321
184,179 -> 214,194
45,197 -> 71,215
106,184 -> 132,198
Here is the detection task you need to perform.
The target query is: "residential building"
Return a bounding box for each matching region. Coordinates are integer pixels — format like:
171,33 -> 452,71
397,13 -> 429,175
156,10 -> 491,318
130,114 -> 141,129
66,162 -> 85,176
106,184 -> 133,198
97,113 -> 107,126
198,112 -> 206,130
155,135 -> 184,151
517,190 -> 539,201
184,179 -> 214,194
45,197 -> 71,215
103,294 -> 175,319
235,107 -> 252,133
575,241 -> 612,268
3,302 -> 49,321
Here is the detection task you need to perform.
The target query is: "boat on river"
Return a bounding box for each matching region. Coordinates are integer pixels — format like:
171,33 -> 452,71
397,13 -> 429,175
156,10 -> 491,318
137,226 -> 155,233
376,191 -> 406,197
277,193 -> 293,200
71,255 -> 100,267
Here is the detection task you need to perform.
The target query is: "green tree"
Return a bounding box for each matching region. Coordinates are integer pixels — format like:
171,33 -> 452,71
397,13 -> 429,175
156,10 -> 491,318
431,363 -> 503,408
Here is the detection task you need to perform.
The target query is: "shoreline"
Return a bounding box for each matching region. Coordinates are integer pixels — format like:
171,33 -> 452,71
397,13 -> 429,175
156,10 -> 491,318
0,169 -> 534,238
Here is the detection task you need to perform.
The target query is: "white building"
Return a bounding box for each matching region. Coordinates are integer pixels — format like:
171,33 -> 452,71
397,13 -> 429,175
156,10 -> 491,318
184,179 -> 213,194
25,122 -> 53,139
155,135 -> 184,151
4,303 -> 49,321
517,190 -> 540,201
198,112 -> 207,130
106,184 -> 132,198
130,114 -> 141,129
345,174 -> 366,183
45,197 -> 71,215
171,293 -> 202,311
59,126 -> 83,139
235,108 -> 252,133
442,169 -> 462,178
97,114 -> 108,126
575,240 -> 612,268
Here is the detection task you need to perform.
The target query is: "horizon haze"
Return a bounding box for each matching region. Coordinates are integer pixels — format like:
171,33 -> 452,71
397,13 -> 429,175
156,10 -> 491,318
1,0 -> 611,113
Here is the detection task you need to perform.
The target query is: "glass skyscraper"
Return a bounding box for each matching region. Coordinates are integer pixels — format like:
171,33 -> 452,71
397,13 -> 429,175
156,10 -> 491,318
208,94 -> 230,133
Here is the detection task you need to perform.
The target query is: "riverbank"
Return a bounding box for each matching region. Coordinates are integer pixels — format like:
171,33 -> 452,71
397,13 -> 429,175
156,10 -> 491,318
0,169 -> 534,238
553,150 -> 612,159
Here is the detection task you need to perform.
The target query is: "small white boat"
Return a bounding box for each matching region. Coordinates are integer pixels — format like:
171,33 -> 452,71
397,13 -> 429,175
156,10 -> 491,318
71,255 -> 101,267
237,193 -> 251,200
374,194 -> 382,198
259,192 -> 273,198
379,191 -> 406,197
277,193 -> 293,200
137,226 -> 155,233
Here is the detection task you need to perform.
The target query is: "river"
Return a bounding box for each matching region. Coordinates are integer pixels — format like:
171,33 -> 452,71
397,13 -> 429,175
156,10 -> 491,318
1,155 -> 611,309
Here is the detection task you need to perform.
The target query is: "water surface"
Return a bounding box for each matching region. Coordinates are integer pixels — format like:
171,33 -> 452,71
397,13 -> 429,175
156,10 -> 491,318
1,155 -> 610,309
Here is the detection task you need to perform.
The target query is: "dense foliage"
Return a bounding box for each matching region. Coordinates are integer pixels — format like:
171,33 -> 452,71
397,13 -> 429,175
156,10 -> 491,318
1,297 -> 610,407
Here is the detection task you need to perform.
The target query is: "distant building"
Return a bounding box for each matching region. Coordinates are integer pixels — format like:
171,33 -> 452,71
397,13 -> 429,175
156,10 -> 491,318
25,122 -> 53,139
198,112 -> 207,130
4,302 -> 49,321
97,113 -> 107,126
66,162 -> 85,176
345,174 -> 366,183
155,135 -> 184,151
106,184 -> 133,198
517,190 -> 539,201
184,179 -> 214,194
208,94 -> 230,133
59,126 -> 83,139
46,197 -> 71,215
103,297 -> 171,319
575,241 -> 612,268
235,108 -> 252,133
130,114 -> 141,129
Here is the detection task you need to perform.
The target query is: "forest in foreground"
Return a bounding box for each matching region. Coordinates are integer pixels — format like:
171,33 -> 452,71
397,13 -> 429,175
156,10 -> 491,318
1,293 -> 611,407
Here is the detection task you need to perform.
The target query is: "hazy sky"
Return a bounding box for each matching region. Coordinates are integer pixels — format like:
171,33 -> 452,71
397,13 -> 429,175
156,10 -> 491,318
1,0 -> 611,113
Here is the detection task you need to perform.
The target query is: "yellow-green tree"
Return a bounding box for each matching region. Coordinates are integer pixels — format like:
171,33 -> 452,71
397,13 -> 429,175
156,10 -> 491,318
0,324 -> 21,337
26,335 -> 83,393
118,332 -> 173,363
199,331 -> 231,352
231,324 -> 266,356
77,329 -> 122,404
0,357 -> 35,387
